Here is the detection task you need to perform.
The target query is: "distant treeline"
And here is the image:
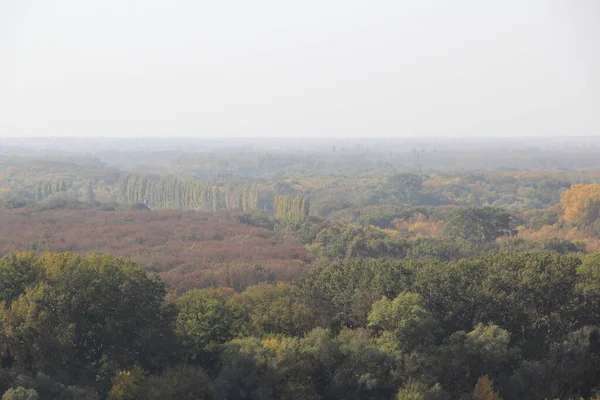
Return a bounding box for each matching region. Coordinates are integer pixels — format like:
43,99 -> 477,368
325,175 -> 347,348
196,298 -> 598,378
116,174 -> 314,221
117,174 -> 261,211
274,194 -> 310,224
34,179 -> 68,201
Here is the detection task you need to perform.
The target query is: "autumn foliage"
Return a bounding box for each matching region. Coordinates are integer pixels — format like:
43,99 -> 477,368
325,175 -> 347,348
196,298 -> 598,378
0,209 -> 309,293
473,375 -> 503,400
560,184 -> 600,224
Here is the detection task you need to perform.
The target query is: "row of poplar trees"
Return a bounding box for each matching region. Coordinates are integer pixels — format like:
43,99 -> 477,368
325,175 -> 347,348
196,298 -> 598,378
35,179 -> 68,201
117,174 -> 312,221
34,179 -> 96,203
274,194 -> 310,224
117,174 -> 260,211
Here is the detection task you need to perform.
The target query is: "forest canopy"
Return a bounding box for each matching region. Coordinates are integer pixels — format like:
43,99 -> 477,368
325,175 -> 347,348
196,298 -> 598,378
0,251 -> 598,399
2,138 -> 600,398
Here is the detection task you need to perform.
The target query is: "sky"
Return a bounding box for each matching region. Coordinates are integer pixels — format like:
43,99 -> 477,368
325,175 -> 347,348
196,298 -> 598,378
0,0 -> 598,138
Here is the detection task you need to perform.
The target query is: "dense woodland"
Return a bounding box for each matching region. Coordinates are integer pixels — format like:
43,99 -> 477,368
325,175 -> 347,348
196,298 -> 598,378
1,138 -> 600,399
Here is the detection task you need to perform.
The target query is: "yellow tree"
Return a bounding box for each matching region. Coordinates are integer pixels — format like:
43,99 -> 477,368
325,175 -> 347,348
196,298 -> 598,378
560,184 -> 600,224
473,375 -> 503,400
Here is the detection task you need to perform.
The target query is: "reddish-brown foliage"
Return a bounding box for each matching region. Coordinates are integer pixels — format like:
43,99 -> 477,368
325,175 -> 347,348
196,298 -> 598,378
0,209 -> 309,292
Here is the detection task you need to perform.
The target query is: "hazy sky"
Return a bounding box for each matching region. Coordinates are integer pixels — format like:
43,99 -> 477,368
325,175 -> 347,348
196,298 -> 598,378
0,0 -> 598,138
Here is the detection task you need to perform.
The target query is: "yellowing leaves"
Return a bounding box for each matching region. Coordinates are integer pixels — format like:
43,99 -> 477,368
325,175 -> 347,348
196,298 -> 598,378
560,184 -> 600,223
392,214 -> 444,238
473,375 -> 503,400
261,338 -> 287,354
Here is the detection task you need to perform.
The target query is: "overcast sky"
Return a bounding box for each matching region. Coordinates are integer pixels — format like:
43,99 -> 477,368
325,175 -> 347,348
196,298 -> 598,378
0,0 -> 598,138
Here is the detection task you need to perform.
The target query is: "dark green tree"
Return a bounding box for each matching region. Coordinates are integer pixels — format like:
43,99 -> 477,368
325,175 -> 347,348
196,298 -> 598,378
387,173 -> 423,204
443,207 -> 516,243
175,288 -> 248,363
0,253 -> 175,387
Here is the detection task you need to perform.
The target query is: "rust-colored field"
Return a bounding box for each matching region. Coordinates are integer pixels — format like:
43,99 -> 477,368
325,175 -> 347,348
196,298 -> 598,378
0,209 -> 309,292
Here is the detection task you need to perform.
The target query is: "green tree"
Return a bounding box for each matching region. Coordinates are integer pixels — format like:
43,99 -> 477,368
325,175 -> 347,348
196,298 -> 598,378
214,337 -> 280,400
505,326 -> 600,400
216,327 -> 400,400
109,365 -> 213,400
107,367 -> 145,400
395,384 -> 425,400
443,207 -> 516,243
298,258 -> 415,329
387,173 -> 423,204
0,252 -> 43,306
83,181 -> 95,203
176,288 -> 248,362
236,283 -> 314,336
274,194 -> 310,225
0,253 -> 175,386
140,365 -> 213,400
395,382 -> 448,400
368,292 -> 438,352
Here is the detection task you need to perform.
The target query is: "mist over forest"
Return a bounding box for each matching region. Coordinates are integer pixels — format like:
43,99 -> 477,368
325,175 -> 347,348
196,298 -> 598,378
0,136 -> 599,399
1,0 -> 599,397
